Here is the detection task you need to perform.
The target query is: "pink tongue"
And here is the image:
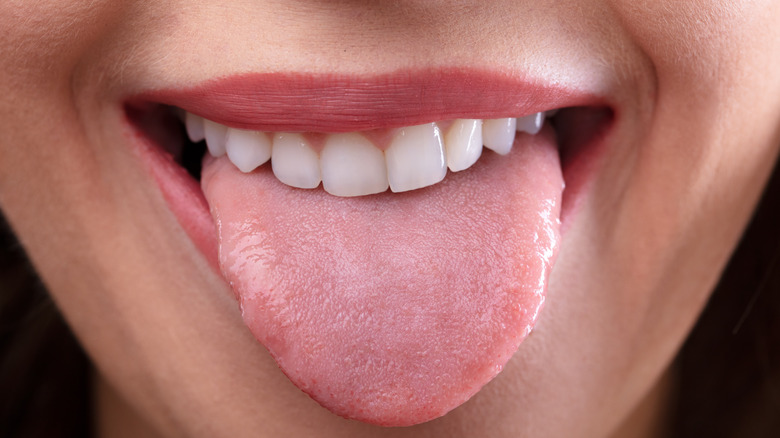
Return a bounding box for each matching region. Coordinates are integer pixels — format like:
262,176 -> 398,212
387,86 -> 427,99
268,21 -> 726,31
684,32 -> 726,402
201,130 -> 562,426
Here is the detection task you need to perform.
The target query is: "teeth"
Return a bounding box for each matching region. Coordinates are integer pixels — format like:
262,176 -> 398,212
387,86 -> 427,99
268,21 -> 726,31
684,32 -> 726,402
225,128 -> 272,173
516,112 -> 544,135
271,133 -> 321,189
386,123 -> 447,193
185,112 -> 205,143
321,133 -> 389,197
482,118 -> 517,155
185,109 -> 553,197
445,119 -> 483,172
203,119 -> 228,157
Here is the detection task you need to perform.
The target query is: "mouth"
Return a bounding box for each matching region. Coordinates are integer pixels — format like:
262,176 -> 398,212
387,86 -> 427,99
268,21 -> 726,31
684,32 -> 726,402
124,67 -> 613,426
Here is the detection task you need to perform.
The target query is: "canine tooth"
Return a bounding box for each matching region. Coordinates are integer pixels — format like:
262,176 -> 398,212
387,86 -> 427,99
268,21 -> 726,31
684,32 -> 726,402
203,119 -> 228,157
516,112 -> 544,135
386,123 -> 446,193
185,112 -> 205,143
321,133 -> 388,197
482,118 -> 517,155
272,133 -> 321,189
445,119 -> 483,172
225,128 -> 271,173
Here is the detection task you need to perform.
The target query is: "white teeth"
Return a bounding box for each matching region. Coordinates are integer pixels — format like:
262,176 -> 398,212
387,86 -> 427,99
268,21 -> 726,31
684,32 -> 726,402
386,123 -> 447,193
321,133 -> 388,197
203,119 -> 228,157
445,119 -> 483,172
185,112 -> 205,143
187,108 -> 554,197
225,128 -> 272,173
271,133 -> 321,189
516,112 -> 544,135
482,118 -> 517,155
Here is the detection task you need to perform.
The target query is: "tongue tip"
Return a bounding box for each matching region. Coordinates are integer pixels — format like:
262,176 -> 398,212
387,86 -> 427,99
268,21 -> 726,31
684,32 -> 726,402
296,365 -> 494,427
267,295 -> 546,427
303,335 -> 535,427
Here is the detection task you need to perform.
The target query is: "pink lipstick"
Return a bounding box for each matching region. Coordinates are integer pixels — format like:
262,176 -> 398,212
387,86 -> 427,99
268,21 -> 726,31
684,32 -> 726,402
138,68 -> 602,132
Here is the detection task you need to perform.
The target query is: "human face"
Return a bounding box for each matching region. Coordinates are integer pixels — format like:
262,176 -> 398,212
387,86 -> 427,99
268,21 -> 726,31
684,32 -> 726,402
1,1 -> 779,437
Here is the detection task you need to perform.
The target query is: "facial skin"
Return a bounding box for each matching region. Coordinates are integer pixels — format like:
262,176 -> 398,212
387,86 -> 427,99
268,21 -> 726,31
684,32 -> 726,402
1,1 -> 779,437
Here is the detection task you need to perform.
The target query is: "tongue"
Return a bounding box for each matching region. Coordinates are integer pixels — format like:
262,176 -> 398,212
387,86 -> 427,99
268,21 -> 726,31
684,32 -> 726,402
201,129 -> 562,426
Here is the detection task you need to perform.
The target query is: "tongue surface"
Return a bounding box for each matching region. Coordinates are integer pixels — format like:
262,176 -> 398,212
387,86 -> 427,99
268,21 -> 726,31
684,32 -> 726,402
201,130 -> 562,426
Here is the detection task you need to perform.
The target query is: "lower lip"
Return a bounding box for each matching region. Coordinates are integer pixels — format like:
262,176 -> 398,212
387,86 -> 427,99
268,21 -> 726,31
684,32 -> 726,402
558,107 -> 615,229
123,109 -> 220,271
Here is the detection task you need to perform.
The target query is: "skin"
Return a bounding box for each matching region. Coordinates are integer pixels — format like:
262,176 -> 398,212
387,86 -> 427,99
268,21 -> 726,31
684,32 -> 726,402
1,0 -> 780,437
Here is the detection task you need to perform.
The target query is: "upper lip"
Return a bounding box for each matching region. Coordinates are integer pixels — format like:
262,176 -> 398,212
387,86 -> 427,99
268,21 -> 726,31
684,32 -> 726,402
130,67 -> 609,132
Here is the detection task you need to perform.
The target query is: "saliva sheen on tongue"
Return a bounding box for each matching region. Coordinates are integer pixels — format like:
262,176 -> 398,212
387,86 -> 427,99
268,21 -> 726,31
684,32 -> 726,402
199,115 -> 562,426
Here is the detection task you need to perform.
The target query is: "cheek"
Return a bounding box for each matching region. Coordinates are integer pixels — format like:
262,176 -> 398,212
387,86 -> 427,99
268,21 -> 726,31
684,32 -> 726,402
0,0 -> 128,207
535,1 -> 780,431
607,0 -> 780,339
0,0 -> 126,195
0,4 -> 133,315
619,0 -> 780,248
611,0 -> 779,98
607,0 -> 780,259
0,1 -> 126,84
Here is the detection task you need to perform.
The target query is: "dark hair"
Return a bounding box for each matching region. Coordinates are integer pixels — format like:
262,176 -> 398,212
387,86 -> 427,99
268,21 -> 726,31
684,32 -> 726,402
672,160 -> 780,436
0,162 -> 778,437
0,215 -> 91,437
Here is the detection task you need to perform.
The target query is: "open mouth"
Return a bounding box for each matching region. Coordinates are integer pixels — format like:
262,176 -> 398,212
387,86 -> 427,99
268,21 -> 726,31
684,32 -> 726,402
124,68 -> 613,426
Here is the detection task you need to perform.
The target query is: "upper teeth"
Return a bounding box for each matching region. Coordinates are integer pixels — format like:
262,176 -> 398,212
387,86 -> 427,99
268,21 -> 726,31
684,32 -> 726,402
185,111 -> 549,197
